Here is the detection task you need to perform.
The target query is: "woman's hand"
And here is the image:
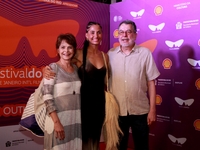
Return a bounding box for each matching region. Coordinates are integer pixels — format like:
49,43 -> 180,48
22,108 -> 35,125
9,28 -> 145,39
42,66 -> 56,79
54,120 -> 65,140
49,111 -> 65,140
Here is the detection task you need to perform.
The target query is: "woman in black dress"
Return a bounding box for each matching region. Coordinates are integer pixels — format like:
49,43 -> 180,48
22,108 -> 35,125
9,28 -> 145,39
75,21 -> 109,150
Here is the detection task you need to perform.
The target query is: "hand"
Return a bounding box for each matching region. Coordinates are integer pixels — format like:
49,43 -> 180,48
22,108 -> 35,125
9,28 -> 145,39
54,121 -> 65,140
147,110 -> 156,125
43,66 -> 56,79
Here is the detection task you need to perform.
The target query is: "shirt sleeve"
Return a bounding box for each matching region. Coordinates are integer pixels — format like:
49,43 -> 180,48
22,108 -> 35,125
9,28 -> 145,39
146,51 -> 160,81
43,63 -> 57,115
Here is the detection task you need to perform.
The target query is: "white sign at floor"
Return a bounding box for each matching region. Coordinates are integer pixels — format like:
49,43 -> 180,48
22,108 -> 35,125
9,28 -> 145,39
0,125 -> 43,150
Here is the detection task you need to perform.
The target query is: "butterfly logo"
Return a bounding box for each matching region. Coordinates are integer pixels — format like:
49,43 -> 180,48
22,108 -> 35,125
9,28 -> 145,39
165,39 -> 184,48
187,59 -> 200,67
148,23 -> 165,31
174,97 -> 194,106
168,134 -> 187,144
130,9 -> 145,17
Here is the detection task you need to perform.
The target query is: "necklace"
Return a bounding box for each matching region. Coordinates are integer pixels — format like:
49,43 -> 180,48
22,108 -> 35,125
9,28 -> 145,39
70,75 -> 76,95
68,73 -> 76,95
58,60 -> 76,95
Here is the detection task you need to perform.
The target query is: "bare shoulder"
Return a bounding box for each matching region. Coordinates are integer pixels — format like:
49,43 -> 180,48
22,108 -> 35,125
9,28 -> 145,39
72,49 -> 83,67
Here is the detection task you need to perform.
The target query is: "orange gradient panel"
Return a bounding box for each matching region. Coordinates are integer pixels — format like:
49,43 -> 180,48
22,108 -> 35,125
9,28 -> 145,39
139,39 -> 157,52
112,39 -> 157,52
193,119 -> 200,131
195,78 -> 200,90
0,17 -> 79,57
162,58 -> 172,69
156,94 -> 162,105
113,42 -> 120,48
154,5 -> 163,15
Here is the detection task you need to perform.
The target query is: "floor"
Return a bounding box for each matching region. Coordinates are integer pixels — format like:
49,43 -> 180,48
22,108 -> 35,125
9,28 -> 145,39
99,142 -> 133,150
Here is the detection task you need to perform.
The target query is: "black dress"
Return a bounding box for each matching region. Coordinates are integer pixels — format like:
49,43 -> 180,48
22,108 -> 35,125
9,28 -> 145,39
78,59 -> 106,150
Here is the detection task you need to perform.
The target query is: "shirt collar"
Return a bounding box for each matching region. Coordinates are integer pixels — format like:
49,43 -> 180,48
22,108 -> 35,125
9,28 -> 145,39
116,44 -> 139,53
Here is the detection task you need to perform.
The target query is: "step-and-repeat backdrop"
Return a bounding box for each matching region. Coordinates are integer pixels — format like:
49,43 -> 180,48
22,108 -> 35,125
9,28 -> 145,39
0,1 -> 109,149
1,0 -> 200,149
110,0 -> 200,150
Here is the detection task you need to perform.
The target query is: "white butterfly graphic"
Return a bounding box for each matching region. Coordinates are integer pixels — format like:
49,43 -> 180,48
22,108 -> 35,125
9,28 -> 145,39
165,39 -> 184,48
130,9 -> 145,17
148,23 -> 165,31
174,97 -> 194,106
168,134 -> 187,144
187,58 -> 200,67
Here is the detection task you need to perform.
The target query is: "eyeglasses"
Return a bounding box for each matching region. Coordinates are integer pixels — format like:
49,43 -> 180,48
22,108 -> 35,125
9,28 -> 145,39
118,30 -> 135,35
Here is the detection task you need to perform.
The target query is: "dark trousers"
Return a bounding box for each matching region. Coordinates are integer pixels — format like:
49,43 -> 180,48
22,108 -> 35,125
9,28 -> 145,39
118,114 -> 149,150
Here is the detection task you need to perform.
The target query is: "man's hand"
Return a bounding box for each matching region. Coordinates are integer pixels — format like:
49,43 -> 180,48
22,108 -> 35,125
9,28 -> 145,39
147,80 -> 156,125
147,109 -> 156,125
43,66 -> 56,79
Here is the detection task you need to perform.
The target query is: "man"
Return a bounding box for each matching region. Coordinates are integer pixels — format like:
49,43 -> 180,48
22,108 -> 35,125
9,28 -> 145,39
108,20 -> 160,150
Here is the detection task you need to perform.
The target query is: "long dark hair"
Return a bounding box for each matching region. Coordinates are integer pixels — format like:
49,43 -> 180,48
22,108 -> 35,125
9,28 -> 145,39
82,21 -> 102,85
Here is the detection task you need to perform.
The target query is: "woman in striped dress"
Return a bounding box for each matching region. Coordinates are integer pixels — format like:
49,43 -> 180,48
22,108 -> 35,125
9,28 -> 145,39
43,33 -> 82,150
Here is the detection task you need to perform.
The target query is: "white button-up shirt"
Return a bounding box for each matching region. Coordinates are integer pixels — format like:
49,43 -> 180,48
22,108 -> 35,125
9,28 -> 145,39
108,44 -> 160,116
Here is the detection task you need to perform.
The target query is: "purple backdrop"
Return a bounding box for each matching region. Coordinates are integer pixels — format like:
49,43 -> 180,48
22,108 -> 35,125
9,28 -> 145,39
110,0 -> 200,149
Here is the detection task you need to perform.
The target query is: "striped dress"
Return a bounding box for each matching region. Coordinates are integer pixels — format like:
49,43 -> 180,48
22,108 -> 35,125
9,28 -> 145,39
43,63 -> 82,150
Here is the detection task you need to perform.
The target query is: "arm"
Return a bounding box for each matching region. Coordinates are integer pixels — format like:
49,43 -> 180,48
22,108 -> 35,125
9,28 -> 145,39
71,49 -> 83,67
42,66 -> 56,79
103,52 -> 110,77
147,80 -> 156,125
103,52 -> 110,91
49,111 -> 65,140
43,64 -> 65,140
